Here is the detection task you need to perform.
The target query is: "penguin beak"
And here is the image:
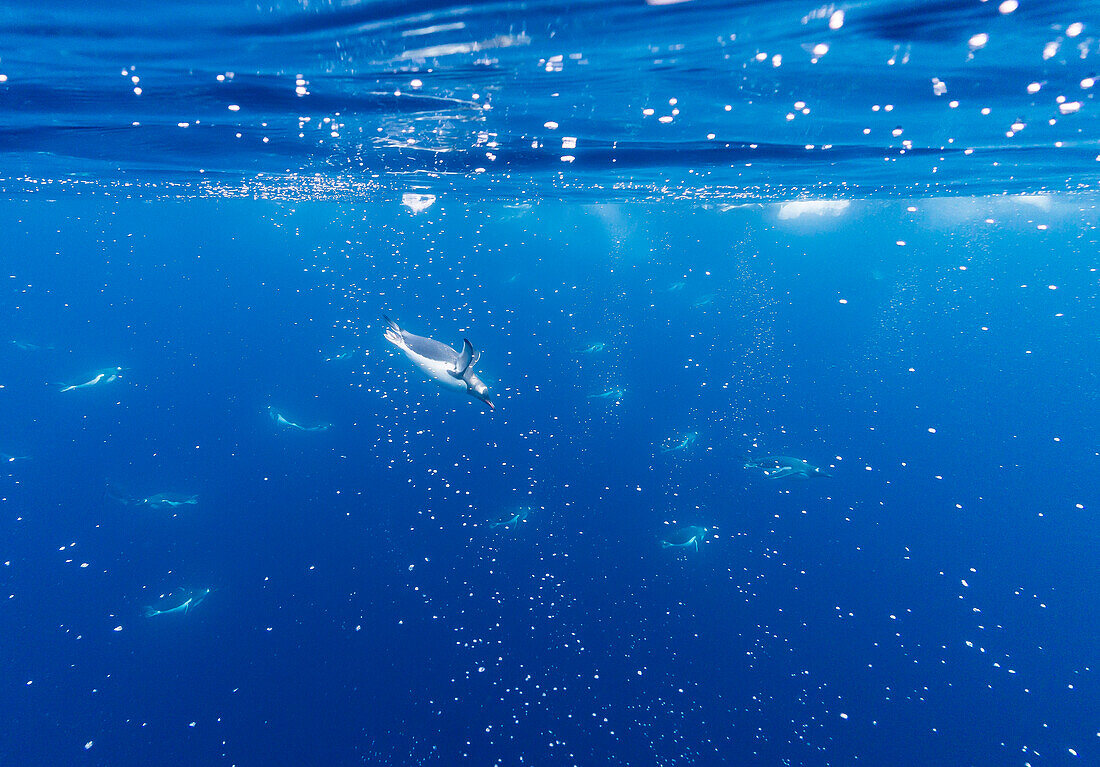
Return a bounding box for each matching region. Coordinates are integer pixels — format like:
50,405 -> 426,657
484,399 -> 495,411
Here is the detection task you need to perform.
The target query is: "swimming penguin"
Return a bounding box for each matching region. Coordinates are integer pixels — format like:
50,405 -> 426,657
660,431 -> 698,453
660,525 -> 709,551
489,506 -> 531,530
143,588 -> 211,618
105,482 -> 197,509
10,339 -> 53,352
267,406 -> 331,432
142,493 -> 199,510
383,315 -> 493,410
587,387 -> 626,402
743,455 -> 831,480
57,366 -> 123,392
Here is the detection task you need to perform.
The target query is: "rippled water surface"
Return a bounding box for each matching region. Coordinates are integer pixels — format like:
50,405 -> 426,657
1,0 -> 1098,198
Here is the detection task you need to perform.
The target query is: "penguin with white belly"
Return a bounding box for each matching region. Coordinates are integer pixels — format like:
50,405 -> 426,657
383,315 -> 494,411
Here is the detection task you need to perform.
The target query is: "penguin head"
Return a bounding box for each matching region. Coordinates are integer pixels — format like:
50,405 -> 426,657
470,380 -> 492,409
467,377 -> 493,410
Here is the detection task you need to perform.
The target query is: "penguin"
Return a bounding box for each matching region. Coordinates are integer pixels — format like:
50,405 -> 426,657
57,367 -> 123,393
743,455 -> 832,479
141,493 -> 199,509
489,506 -> 530,530
143,588 -> 211,618
383,315 -> 493,410
660,525 -> 709,552
660,431 -> 698,453
105,483 -> 198,509
267,406 -> 331,432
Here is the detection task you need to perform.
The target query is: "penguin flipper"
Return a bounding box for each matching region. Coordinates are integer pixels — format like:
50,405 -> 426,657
453,339 -> 475,377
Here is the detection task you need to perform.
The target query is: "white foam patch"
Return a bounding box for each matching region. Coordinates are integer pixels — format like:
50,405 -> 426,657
776,199 -> 850,220
402,193 -> 436,213
1011,194 -> 1052,210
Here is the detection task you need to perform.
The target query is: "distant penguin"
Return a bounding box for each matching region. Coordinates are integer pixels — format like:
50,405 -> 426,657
57,366 -> 123,393
660,525 -> 709,552
743,455 -> 832,479
489,506 -> 531,530
383,315 -> 493,410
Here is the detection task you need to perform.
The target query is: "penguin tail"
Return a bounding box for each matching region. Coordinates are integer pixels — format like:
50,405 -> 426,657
382,314 -> 404,347
660,541 -> 672,549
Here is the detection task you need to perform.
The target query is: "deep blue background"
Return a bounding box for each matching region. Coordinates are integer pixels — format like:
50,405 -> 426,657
0,195 -> 1095,765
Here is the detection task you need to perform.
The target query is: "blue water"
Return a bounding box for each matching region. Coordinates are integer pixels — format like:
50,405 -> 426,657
1,2 -> 1098,766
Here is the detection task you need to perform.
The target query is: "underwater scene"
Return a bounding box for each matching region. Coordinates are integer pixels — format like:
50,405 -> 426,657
1,0 -> 1097,765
